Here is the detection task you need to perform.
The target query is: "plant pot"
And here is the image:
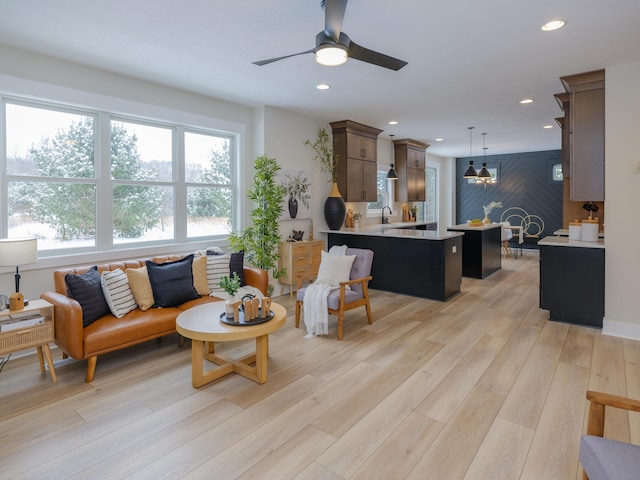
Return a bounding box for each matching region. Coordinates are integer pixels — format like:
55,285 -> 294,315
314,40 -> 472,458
288,196 -> 298,218
324,182 -> 346,230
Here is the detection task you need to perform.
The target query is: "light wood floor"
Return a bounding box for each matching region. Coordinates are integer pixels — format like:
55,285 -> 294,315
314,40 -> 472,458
1,251 -> 638,479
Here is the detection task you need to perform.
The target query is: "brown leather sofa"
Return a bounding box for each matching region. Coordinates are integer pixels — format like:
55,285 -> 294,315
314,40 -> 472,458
41,254 -> 268,382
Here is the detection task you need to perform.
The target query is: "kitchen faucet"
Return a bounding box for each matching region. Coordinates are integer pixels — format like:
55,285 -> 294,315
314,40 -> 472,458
381,206 -> 392,224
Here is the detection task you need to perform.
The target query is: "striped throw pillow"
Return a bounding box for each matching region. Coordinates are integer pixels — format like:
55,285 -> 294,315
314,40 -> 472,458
206,253 -> 230,296
101,268 -> 137,318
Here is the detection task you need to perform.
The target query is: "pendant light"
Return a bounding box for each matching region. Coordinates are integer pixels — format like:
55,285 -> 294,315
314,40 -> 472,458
478,132 -> 491,187
386,134 -> 399,180
463,127 -> 478,178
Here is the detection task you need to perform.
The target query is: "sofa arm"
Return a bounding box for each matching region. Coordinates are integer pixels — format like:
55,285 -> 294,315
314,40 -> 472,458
40,291 -> 85,360
244,267 -> 268,296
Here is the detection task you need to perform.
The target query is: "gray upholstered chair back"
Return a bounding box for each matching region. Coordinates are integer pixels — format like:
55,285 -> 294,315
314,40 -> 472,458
346,248 -> 374,295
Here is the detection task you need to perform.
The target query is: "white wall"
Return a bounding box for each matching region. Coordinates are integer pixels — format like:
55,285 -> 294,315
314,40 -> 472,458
427,153 -> 456,229
602,60 -> 640,339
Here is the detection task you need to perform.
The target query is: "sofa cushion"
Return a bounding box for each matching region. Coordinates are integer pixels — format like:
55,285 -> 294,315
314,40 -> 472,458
206,253 -> 231,296
126,266 -> 155,311
65,266 -> 111,327
101,268 -> 137,319
229,251 -> 246,286
146,254 -> 200,308
192,255 -> 210,296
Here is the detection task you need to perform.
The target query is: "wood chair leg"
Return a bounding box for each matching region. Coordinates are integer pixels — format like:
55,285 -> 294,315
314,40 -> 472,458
337,312 -> 344,340
86,356 -> 98,383
295,300 -> 302,328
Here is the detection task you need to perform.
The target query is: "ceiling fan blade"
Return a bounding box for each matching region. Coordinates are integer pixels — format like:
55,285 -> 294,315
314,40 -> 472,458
252,48 -> 316,66
323,0 -> 348,42
348,41 -> 408,71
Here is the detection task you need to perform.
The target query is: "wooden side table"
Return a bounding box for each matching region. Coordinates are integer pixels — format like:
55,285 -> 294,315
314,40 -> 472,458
0,298 -> 57,382
278,239 -> 324,296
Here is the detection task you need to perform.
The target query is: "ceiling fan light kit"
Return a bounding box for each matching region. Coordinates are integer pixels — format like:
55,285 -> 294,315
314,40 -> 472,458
316,45 -> 348,66
253,0 -> 407,71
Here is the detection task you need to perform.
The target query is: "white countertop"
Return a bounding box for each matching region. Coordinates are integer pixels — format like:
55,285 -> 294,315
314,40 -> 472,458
320,222 -> 463,241
538,235 -> 605,249
554,228 -> 605,238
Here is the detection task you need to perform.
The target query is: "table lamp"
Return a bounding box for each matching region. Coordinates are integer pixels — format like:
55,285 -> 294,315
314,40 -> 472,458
0,237 -> 38,311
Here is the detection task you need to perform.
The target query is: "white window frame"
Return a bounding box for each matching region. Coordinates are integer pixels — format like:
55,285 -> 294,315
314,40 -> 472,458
1,96 -> 239,260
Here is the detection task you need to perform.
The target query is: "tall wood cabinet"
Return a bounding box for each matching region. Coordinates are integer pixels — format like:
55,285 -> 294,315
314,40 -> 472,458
559,69 -> 605,202
393,138 -> 429,202
330,120 -> 383,202
278,239 -> 324,296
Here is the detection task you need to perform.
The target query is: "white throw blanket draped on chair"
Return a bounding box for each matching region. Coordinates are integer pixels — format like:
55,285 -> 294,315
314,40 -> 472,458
303,245 -> 347,338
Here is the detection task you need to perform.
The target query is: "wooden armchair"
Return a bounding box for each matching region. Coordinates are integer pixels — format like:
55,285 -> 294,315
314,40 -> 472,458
580,390 -> 640,479
295,248 -> 373,340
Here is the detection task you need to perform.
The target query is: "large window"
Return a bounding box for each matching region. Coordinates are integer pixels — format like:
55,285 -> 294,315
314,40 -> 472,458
2,100 -> 237,254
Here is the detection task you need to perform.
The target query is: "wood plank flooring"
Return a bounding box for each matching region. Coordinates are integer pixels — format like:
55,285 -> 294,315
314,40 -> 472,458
1,251 -> 638,479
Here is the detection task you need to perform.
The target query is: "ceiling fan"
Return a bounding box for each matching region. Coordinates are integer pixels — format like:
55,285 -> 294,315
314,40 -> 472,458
252,0 -> 408,71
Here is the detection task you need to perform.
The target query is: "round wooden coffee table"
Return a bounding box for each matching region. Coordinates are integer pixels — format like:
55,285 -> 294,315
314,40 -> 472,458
176,301 -> 286,388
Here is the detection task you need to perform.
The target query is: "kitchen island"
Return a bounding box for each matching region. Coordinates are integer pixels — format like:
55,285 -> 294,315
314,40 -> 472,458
447,223 -> 502,278
323,223 -> 463,301
538,235 -> 605,328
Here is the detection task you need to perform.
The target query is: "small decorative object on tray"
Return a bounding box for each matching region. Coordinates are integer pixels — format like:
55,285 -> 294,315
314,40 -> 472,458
468,219 -> 484,227
220,296 -> 274,326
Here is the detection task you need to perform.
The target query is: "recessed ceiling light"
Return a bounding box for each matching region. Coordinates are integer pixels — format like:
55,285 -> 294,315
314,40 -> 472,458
520,98 -> 534,104
316,83 -> 330,90
543,124 -> 554,129
435,138 -> 444,142
388,120 -> 398,125
541,20 -> 566,31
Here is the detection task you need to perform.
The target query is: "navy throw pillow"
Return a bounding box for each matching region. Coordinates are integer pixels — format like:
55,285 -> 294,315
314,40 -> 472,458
146,254 -> 200,308
65,266 -> 112,327
229,251 -> 246,286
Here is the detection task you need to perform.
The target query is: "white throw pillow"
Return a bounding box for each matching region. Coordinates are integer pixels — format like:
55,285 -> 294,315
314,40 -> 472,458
206,253 -> 230,295
315,251 -> 356,287
101,268 -> 137,318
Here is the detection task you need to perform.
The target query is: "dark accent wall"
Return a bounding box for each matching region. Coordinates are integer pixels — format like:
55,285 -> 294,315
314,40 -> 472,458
456,150 -> 562,246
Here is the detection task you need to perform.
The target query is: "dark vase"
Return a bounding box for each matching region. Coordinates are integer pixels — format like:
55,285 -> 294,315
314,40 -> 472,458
288,196 -> 298,218
324,182 -> 346,230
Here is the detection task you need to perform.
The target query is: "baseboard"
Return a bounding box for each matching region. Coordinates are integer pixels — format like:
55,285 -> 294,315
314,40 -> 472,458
602,318 -> 640,341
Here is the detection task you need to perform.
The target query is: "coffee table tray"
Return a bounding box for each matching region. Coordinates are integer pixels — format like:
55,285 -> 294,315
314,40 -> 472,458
220,310 -> 274,327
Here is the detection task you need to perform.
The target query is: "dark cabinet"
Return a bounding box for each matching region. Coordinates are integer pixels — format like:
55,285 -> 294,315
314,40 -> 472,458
559,70 -> 605,202
539,243 -> 604,328
394,139 -> 429,202
330,120 -> 383,202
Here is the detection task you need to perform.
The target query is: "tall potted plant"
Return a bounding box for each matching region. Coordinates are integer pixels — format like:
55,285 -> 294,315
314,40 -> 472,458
229,154 -> 286,294
304,127 -> 345,230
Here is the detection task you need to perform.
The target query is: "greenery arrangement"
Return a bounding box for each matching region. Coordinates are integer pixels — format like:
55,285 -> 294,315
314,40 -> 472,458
304,127 -> 339,183
352,211 -> 362,221
282,172 -> 311,209
219,272 -> 241,298
229,155 -> 286,292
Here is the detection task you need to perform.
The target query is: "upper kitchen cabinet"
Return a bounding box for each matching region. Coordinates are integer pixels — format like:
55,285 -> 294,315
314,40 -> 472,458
559,69 -> 605,202
393,138 -> 429,202
330,120 -> 383,202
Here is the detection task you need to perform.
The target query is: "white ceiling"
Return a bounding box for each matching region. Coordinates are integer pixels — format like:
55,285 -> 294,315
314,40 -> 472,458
1,0 -> 639,158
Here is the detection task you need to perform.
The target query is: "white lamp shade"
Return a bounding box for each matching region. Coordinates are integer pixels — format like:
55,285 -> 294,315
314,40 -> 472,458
0,237 -> 38,267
